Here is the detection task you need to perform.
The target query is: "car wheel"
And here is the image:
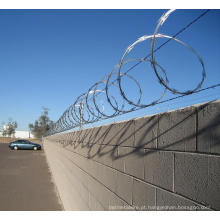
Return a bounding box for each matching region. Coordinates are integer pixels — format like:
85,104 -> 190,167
33,146 -> 38,151
14,146 -> 18,150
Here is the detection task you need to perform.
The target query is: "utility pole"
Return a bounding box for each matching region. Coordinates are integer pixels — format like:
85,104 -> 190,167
79,102 -> 84,130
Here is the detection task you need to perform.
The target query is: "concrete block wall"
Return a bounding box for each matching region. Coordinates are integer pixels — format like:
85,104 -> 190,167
43,100 -> 220,211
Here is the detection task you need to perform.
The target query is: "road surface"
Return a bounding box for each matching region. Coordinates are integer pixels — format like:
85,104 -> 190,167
0,143 -> 63,211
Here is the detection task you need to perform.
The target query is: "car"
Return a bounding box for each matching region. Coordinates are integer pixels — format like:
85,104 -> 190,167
9,139 -> 41,151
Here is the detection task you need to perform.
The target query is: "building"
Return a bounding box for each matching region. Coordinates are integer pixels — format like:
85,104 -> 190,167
14,130 -> 34,139
0,128 -> 34,139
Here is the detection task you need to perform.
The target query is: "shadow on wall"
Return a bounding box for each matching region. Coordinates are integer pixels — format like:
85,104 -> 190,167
52,100 -> 220,160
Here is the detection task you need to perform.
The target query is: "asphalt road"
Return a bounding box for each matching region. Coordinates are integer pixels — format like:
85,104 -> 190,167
0,143 -> 63,211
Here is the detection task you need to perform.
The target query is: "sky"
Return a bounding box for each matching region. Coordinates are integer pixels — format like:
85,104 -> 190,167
0,9 -> 219,131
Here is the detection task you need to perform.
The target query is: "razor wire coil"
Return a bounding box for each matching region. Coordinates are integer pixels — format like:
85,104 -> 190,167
46,9 -> 211,136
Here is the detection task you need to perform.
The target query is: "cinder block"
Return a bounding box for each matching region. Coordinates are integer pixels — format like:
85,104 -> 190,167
207,156 -> 220,210
112,147 -> 124,172
132,179 -> 156,210
51,156 -> 90,210
89,192 -> 105,211
81,128 -> 93,143
82,129 -> 92,143
156,189 -> 209,211
65,152 -> 86,172
95,126 -> 110,144
63,165 -> 90,209
115,172 -> 133,205
115,120 -> 135,147
97,145 -> 117,167
197,100 -> 220,154
74,130 -> 82,142
174,153 -> 208,206
158,107 -> 196,151
81,156 -> 92,175
108,192 -> 133,211
101,120 -> 135,147
81,142 -> 115,167
134,114 -> 158,148
65,131 -> 75,143
97,165 -> 117,192
87,173 -> 99,196
86,157 -> 100,178
144,150 -> 173,191
78,129 -> 85,142
87,127 -> 102,144
76,142 -> 91,158
94,124 -> 113,145
70,142 -> 82,154
84,143 -> 100,160
65,141 -> 81,152
88,177 -> 111,210
117,147 -> 145,180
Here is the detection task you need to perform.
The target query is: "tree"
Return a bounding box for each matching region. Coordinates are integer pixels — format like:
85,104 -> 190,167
29,107 -> 54,139
2,129 -> 7,137
7,120 -> 17,137
1,119 -> 17,137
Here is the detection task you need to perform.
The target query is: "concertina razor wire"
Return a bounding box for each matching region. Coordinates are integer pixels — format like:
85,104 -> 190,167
46,9 -> 208,136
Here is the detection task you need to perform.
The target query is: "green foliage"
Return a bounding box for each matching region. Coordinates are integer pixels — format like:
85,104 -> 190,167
1,119 -> 17,137
29,107 -> 53,139
2,129 -> 7,137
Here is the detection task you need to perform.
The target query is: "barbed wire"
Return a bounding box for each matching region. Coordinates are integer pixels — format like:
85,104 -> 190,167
50,83 -> 220,135
46,9 -> 213,136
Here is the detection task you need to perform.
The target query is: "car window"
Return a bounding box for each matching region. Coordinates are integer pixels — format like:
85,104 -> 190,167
15,140 -> 30,144
18,140 -> 27,144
